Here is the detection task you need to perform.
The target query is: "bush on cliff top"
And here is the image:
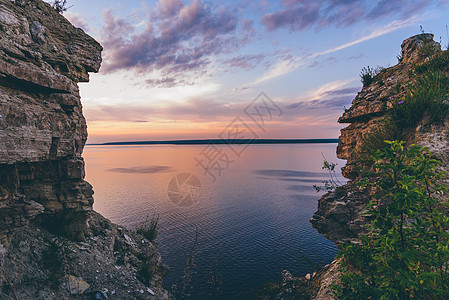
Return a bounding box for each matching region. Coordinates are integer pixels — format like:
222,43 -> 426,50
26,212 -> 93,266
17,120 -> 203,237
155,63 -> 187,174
390,70 -> 449,131
332,141 -> 449,299
136,214 -> 159,242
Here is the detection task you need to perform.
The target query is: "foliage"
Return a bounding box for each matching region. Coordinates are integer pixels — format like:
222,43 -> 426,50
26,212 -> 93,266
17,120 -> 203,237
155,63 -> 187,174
314,155 -> 343,192
52,0 -> 72,14
136,214 -> 159,242
359,66 -> 386,87
172,227 -> 199,299
255,282 -> 280,299
42,240 -> 66,289
418,27 -> 438,59
332,141 -> 449,299
390,70 -> 449,131
180,228 -> 198,299
0,252 -> 19,300
360,66 -> 375,87
446,25 -> 449,50
137,263 -> 157,286
354,117 -> 397,168
415,50 -> 449,75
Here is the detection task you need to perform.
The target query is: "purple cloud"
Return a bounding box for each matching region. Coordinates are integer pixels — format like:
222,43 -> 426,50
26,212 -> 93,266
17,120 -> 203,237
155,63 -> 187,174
285,86 -> 358,110
155,0 -> 184,18
65,12 -> 90,32
85,97 -> 248,123
109,166 -> 173,173
223,54 -> 266,71
262,4 -> 321,31
145,77 -> 194,88
262,0 -> 441,31
347,53 -> 363,60
100,0 -> 242,85
320,87 -> 360,96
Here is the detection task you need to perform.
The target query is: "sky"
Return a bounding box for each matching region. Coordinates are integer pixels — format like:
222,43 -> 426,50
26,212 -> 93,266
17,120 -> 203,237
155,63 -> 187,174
58,0 -> 449,143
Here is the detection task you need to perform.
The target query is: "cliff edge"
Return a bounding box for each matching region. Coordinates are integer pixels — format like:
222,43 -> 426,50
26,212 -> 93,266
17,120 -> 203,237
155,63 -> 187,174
311,33 -> 448,244
0,1 -> 168,299
300,34 -> 449,299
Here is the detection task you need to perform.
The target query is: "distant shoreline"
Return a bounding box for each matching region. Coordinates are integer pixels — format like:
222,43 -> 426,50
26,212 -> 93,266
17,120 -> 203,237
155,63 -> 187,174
87,138 -> 339,146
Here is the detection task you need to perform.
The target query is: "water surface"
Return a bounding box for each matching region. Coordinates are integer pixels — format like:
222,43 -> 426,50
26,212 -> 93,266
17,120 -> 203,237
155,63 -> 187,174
84,143 -> 345,299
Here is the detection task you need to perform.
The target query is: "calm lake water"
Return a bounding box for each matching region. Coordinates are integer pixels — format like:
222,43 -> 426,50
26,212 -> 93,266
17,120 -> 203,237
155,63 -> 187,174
83,143 -> 345,299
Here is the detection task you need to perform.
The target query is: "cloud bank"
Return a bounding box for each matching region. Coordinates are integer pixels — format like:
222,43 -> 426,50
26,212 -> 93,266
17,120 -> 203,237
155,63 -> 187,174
262,0 -> 442,31
100,0 -> 242,86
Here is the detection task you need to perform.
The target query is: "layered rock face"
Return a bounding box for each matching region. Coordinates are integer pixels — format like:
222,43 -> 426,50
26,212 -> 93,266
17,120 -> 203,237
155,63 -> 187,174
0,0 -> 101,243
0,2 -> 169,299
311,34 -> 446,243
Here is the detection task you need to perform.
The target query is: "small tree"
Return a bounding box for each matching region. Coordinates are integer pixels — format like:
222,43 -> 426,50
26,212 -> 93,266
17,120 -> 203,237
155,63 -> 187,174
52,0 -> 72,14
332,141 -> 449,299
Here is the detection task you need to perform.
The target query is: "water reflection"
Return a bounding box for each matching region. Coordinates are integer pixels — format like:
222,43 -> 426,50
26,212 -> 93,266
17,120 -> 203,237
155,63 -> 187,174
83,143 -> 345,299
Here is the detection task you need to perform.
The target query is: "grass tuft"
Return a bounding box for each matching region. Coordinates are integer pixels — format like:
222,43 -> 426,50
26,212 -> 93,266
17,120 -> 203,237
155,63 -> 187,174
136,214 -> 159,242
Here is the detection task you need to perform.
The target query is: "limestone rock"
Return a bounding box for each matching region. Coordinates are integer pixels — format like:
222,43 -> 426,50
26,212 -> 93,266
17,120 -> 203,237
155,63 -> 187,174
0,0 -> 101,243
312,34 -> 449,245
1,212 -> 170,300
0,1 -> 169,298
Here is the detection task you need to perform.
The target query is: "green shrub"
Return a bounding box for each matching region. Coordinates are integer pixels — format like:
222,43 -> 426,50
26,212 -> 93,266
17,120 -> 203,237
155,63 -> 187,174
136,215 -> 159,242
360,66 -> 374,87
313,156 -> 343,192
354,117 -> 397,169
332,141 -> 449,299
390,70 -> 449,131
415,50 -> 449,74
42,241 -> 65,289
137,264 -> 156,285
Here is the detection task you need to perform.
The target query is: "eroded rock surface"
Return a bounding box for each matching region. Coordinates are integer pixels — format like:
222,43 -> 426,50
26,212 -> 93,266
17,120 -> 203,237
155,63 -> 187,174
0,1 -> 168,298
311,33 -> 448,244
0,0 -> 101,243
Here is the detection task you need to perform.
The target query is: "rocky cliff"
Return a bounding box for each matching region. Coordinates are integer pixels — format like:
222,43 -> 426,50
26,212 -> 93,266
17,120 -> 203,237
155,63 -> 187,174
311,33 -> 448,244
0,0 -> 101,243
0,1 -> 168,298
267,34 -> 449,299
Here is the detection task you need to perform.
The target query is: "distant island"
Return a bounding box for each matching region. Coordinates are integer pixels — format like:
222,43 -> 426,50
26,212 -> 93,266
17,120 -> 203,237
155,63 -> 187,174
88,138 -> 339,146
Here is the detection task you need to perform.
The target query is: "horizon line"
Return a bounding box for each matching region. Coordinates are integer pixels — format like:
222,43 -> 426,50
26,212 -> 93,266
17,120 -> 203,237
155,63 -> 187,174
87,138 -> 339,146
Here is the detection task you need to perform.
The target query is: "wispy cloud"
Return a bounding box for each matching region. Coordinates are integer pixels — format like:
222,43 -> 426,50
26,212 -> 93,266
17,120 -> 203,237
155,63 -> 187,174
285,82 -> 358,111
262,0 -> 441,31
222,54 -> 266,71
250,15 -> 426,85
85,79 -> 357,127
315,16 -> 423,57
65,11 -> 90,32
108,166 -> 173,173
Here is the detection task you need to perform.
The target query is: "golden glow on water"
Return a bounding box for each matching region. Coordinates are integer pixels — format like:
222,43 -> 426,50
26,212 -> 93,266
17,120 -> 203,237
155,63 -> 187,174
83,143 -> 345,299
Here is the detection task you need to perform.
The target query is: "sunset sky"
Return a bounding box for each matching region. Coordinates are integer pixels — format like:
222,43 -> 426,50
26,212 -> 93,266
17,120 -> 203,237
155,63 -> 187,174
60,0 -> 449,143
